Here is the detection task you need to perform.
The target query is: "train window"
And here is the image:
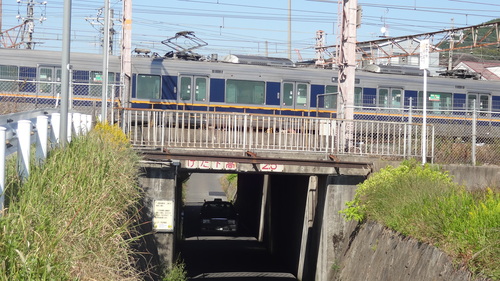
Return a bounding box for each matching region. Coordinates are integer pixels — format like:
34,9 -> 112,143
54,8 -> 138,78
180,77 -> 192,101
0,65 -> 18,79
283,83 -> 294,106
378,87 -> 403,108
136,74 -> 161,99
39,67 -> 61,96
297,83 -> 308,105
417,91 -> 452,113
354,87 -> 362,106
318,85 -> 337,109
467,93 -> 490,112
0,65 -> 19,92
89,71 -> 117,97
226,79 -> 265,105
179,75 -> 208,103
195,78 -> 207,102
282,82 -> 309,108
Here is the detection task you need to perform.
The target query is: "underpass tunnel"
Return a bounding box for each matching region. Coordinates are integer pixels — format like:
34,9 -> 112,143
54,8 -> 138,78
234,173 -> 329,279
178,171 -> 332,280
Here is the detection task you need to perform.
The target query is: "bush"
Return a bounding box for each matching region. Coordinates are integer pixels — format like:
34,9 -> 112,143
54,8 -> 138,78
341,160 -> 500,279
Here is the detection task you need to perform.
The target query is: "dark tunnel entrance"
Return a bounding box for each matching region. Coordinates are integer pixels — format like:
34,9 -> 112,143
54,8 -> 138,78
178,172 -> 321,280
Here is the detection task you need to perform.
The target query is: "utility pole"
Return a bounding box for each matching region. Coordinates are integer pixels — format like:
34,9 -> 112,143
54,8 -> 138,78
101,0 -> 110,122
17,0 -> 47,49
337,0 -> 357,121
121,0 -> 132,109
288,0 -> 291,59
448,18 -> 455,71
85,7 -> 116,54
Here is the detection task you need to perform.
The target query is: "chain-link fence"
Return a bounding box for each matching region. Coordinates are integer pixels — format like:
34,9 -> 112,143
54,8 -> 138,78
350,105 -> 500,165
0,78 -> 120,119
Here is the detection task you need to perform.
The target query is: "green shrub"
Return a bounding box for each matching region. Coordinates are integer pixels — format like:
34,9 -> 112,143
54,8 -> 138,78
341,160 -> 500,279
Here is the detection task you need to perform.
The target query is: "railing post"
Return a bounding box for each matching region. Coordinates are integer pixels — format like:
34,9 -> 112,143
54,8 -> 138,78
0,126 -> 6,214
243,115 -> 248,150
472,101 -> 477,166
17,120 -> 32,180
36,116 -> 49,165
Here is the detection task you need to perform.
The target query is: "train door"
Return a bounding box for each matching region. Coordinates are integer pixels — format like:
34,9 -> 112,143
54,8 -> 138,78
38,66 -> 61,98
281,81 -> 309,115
378,87 -> 403,109
467,92 -> 490,115
178,75 -> 209,110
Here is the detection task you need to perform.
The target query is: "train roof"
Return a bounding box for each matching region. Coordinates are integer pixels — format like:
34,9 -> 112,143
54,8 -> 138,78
222,54 -> 295,67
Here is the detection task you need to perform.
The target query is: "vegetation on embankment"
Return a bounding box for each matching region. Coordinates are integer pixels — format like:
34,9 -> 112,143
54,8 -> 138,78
341,160 -> 500,280
0,123 -> 145,280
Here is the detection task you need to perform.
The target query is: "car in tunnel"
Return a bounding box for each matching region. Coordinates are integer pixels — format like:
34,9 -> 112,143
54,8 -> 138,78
199,199 -> 239,234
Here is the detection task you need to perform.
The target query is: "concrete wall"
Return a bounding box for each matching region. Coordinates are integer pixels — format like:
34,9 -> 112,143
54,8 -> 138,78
137,162 -> 180,277
335,221 -> 490,281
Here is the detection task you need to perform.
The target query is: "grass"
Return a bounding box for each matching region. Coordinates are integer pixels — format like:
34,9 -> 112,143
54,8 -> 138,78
0,123 -> 144,280
341,160 -> 500,280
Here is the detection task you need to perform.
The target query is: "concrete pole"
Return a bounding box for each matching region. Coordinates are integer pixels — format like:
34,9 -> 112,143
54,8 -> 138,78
60,0 -> 72,146
101,0 -> 110,123
121,0 -> 132,109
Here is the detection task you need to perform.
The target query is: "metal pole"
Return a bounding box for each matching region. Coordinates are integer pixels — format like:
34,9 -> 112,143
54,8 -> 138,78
101,0 -> 110,123
472,100 -> 477,166
60,0 -> 72,146
422,69 -> 427,164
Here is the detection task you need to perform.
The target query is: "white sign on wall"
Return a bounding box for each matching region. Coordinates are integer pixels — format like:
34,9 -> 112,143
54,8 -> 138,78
153,200 -> 174,232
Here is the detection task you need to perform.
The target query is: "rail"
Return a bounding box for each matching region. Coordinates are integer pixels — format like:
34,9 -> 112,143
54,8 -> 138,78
119,109 -> 434,160
0,110 -> 93,212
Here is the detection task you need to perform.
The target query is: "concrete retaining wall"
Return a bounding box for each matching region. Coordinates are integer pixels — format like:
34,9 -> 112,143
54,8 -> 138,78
335,221 -> 489,281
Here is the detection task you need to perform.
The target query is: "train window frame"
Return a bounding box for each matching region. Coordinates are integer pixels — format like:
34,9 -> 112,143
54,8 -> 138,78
0,65 -> 19,95
0,65 -> 19,80
281,81 -> 310,109
467,92 -> 490,115
136,74 -> 161,100
225,79 -> 265,105
417,91 -> 453,114
38,66 -> 62,97
178,75 -> 209,104
378,87 -> 404,109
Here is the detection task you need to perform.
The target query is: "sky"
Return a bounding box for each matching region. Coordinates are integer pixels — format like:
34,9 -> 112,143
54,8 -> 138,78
1,0 -> 499,61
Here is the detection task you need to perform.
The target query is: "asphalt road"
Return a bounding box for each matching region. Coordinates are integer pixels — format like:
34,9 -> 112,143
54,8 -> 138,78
181,173 -> 297,281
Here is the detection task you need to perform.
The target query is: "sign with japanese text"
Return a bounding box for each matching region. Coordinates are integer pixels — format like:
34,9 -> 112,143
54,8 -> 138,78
153,200 -> 174,232
185,160 -> 237,170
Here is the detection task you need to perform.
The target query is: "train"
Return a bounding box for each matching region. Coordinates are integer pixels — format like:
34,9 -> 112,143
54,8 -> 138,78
1,47 -> 500,139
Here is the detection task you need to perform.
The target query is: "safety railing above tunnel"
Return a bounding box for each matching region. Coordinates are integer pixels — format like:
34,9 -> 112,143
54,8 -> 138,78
119,109 -> 433,161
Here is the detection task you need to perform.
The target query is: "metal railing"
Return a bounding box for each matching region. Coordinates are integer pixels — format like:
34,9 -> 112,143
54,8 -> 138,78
120,109 -> 432,160
0,110 -> 92,213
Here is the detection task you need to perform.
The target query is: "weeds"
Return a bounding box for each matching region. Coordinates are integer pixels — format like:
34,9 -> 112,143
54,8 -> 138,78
341,160 -> 500,279
0,122 -> 143,280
